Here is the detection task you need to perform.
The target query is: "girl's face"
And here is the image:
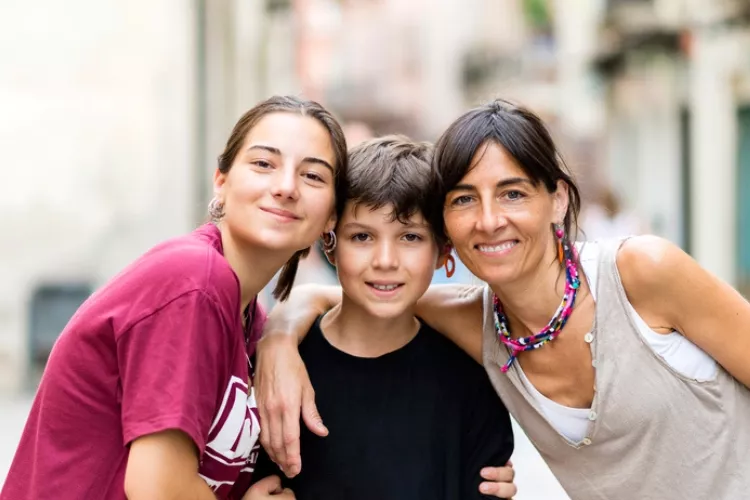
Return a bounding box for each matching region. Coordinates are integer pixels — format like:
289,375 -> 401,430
443,141 -> 568,287
214,112 -> 337,254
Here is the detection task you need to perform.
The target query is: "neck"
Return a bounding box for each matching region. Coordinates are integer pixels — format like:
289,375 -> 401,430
218,224 -> 294,311
491,253 -> 586,339
321,294 -> 420,358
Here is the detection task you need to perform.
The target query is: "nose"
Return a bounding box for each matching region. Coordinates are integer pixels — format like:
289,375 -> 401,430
372,239 -> 399,271
476,197 -> 507,234
271,163 -> 300,201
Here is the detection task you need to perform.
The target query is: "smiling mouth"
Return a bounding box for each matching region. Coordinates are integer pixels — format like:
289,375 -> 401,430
260,207 -> 300,220
476,241 -> 518,253
366,282 -> 404,292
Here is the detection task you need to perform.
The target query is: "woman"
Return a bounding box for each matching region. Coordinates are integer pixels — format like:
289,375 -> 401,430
256,100 -> 750,500
0,95 -> 346,500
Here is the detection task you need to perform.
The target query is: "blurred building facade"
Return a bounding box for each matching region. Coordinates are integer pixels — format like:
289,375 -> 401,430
1,0 -> 749,394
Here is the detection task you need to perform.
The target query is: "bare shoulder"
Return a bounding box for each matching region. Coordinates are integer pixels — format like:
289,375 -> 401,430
616,235 -> 684,293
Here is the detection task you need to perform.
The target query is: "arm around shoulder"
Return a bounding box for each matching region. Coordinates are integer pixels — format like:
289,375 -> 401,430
617,235 -> 750,387
415,284 -> 485,363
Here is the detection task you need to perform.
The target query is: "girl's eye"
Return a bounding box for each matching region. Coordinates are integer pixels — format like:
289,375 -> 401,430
403,233 -> 423,242
304,172 -> 324,182
252,160 -> 272,169
352,233 -> 370,242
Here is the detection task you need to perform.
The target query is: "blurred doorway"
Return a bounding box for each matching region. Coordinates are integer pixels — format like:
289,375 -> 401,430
736,107 -> 750,297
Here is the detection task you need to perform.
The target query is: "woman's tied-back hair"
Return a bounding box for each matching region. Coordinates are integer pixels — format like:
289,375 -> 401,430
217,95 -> 348,301
340,135 -> 446,248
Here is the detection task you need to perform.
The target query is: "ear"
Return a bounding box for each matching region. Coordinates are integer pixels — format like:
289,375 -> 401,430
552,180 -> 570,225
213,168 -> 227,198
435,243 -> 452,270
323,213 -> 337,234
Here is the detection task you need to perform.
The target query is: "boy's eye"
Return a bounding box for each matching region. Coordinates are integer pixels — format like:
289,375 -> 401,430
351,233 -> 370,242
402,233 -> 423,242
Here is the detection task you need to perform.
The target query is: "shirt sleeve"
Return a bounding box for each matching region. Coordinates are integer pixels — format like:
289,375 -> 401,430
461,371 -> 515,499
117,290 -> 235,455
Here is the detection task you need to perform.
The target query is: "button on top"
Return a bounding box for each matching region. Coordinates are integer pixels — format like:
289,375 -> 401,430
591,359 -> 597,368
588,410 -> 598,421
582,437 -> 592,446
584,332 -> 594,343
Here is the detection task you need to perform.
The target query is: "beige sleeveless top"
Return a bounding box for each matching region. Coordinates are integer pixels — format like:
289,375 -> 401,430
481,239 -> 750,500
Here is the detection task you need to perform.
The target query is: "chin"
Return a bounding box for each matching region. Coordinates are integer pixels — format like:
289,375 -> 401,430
362,302 -> 412,320
242,230 -> 312,253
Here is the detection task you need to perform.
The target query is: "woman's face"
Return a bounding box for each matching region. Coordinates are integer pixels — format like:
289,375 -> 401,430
443,141 -> 567,286
214,112 -> 337,254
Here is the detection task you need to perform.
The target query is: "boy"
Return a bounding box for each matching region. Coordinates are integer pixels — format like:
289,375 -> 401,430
254,136 -> 513,499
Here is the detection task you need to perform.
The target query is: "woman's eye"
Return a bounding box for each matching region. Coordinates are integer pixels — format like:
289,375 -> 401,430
506,190 -> 525,200
451,195 -> 473,206
403,233 -> 423,242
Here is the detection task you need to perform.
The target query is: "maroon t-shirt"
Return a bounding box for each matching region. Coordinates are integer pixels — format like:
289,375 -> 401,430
1,224 -> 264,500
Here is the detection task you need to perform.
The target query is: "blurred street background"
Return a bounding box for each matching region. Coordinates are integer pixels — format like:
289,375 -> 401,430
2,0 -> 750,497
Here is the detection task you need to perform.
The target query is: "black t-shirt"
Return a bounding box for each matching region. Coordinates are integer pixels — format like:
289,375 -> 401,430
254,317 -> 514,500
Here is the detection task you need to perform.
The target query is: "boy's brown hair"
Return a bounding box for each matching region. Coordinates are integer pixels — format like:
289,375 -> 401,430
338,135 -> 446,248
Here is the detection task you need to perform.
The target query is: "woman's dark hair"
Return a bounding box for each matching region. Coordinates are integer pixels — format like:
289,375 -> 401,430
217,95 -> 348,301
432,98 -> 581,243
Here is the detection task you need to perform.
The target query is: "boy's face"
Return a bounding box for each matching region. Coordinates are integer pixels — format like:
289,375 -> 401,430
329,202 -> 443,319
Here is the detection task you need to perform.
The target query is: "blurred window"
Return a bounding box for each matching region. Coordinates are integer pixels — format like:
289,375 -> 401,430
29,283 -> 92,367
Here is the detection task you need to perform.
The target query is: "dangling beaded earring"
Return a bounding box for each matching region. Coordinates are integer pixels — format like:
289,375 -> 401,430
493,221 -> 581,373
321,231 -> 337,253
208,197 -> 224,221
555,223 -> 565,263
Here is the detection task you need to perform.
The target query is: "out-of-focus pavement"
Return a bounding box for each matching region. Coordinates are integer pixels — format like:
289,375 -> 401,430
0,396 -> 569,499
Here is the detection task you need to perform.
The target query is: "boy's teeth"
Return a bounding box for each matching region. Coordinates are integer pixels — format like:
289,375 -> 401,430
479,241 -> 517,252
372,284 -> 399,291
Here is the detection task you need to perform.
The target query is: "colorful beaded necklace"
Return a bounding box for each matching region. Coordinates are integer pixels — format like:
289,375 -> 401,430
493,227 -> 581,373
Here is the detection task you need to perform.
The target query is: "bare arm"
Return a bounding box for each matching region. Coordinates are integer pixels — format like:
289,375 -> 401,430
124,430 -> 216,500
255,285 -> 340,478
415,284 -> 486,363
618,235 -> 750,387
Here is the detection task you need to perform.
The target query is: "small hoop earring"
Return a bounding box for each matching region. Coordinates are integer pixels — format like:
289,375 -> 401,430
321,231 -> 337,253
208,197 -> 224,221
444,254 -> 456,278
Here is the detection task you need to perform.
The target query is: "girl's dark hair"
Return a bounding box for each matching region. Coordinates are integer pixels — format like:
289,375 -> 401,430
218,95 -> 348,301
432,99 -> 581,242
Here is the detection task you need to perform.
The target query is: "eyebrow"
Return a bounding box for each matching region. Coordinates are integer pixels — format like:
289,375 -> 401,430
247,144 -> 335,173
341,220 -> 430,231
450,177 -> 534,192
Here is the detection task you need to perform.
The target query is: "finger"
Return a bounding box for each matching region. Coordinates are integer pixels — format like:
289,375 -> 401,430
281,403 -> 302,477
480,465 -> 515,482
301,386 -> 328,437
254,474 -> 282,494
479,480 -> 518,498
265,396 -> 290,470
278,488 -> 296,499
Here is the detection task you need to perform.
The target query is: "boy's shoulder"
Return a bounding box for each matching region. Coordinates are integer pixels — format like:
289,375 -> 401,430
415,320 -> 486,378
